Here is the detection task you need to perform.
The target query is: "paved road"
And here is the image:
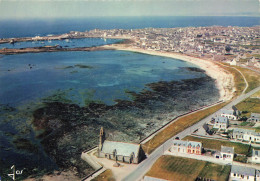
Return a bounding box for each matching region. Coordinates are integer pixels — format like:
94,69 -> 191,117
122,86 -> 260,181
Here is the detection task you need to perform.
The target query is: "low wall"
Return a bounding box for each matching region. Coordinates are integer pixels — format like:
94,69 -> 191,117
81,153 -> 101,170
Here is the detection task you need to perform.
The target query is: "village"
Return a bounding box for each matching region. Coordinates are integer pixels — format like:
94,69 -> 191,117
70,26 -> 260,69
0,26 -> 259,181
1,26 -> 259,70
80,98 -> 260,181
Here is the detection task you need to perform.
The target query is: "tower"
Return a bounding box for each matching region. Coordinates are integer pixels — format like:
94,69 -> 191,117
99,127 -> 105,151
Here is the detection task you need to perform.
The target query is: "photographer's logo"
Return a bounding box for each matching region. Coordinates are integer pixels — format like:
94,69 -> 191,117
7,165 -> 24,181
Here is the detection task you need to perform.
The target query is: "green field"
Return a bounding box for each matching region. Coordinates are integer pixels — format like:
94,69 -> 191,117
236,92 -> 260,118
235,67 -> 260,93
146,156 -> 231,181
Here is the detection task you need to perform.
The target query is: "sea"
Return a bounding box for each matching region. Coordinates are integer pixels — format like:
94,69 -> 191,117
0,16 -> 259,38
0,16 -> 259,180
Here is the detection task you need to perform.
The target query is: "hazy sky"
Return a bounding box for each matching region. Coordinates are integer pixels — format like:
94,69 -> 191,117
0,0 -> 259,19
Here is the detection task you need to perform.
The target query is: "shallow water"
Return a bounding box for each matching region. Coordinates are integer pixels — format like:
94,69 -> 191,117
0,49 -> 216,179
0,50 -> 205,106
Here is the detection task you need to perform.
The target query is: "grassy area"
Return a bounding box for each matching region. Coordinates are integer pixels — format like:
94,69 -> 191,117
235,66 -> 260,93
252,91 -> 260,98
253,54 -> 260,59
236,94 -> 260,118
234,155 -> 247,163
91,169 -> 115,181
146,155 -> 231,181
142,103 -> 226,154
183,135 -> 260,155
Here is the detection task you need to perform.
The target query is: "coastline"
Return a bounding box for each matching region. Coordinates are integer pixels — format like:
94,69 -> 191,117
105,44 -> 235,102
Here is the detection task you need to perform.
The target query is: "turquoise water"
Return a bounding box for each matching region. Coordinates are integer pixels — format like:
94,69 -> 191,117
0,50 -> 204,106
0,38 -> 121,49
0,49 -> 208,176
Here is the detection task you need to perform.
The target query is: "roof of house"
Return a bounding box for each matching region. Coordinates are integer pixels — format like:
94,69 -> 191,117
252,149 -> 260,157
221,146 -> 234,154
173,140 -> 202,148
221,109 -> 234,116
251,113 -> 260,118
215,116 -> 228,123
101,140 -> 140,158
233,128 -> 260,136
231,165 -> 255,176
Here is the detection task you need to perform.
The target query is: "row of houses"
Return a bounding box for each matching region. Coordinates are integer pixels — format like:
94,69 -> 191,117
212,108 -> 260,134
232,128 -> 260,144
171,139 -> 260,164
170,140 -> 234,162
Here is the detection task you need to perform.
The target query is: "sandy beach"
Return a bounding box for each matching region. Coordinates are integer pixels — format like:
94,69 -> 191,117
105,44 -> 235,102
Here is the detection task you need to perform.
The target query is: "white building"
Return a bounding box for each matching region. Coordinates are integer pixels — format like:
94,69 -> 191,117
232,128 -> 260,143
248,113 -> 260,123
213,116 -> 229,130
221,109 -> 238,120
220,146 -> 234,161
170,140 -> 202,155
251,149 -> 260,164
230,165 -> 255,181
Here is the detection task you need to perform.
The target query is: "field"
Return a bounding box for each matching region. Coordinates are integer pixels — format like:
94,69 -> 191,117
252,91 -> 260,98
91,169 -> 115,181
235,67 -> 260,93
183,135 -> 260,155
142,102 -> 226,154
146,155 -> 231,181
236,91 -> 260,118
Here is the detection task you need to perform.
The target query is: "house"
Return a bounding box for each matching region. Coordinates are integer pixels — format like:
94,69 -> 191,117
170,140 -> 202,155
213,116 -> 229,130
220,109 -> 239,120
220,146 -> 234,161
230,165 -> 255,181
229,58 -> 237,66
251,149 -> 260,164
215,146 -> 234,161
98,127 -> 145,164
232,128 -> 260,143
248,113 -> 260,123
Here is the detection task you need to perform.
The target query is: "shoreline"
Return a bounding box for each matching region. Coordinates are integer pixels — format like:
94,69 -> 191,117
105,44 -> 235,102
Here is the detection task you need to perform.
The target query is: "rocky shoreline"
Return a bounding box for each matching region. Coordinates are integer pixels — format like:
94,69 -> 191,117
30,76 -> 219,179
0,46 -> 115,55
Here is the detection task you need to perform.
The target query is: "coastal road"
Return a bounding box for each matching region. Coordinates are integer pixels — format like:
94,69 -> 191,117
122,85 -> 260,181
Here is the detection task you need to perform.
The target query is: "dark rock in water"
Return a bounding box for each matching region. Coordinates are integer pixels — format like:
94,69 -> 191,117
181,67 -> 206,73
12,137 -> 38,154
31,76 -> 219,177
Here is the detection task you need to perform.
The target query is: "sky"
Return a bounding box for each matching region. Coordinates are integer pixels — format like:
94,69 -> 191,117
0,0 -> 259,19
